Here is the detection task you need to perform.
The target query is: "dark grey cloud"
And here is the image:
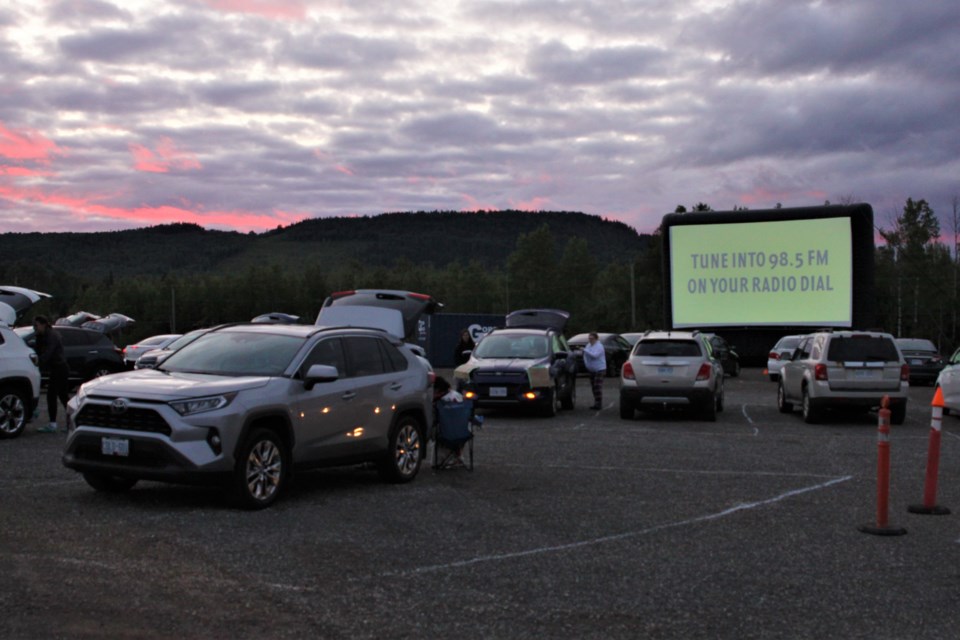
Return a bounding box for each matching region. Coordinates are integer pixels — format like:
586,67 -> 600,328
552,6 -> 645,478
528,40 -> 670,85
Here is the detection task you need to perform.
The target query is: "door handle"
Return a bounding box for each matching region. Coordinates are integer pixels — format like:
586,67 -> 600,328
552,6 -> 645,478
388,383 -> 403,391
341,391 -> 357,400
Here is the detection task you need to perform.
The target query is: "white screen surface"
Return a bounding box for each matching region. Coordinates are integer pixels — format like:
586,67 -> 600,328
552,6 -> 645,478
669,217 -> 852,328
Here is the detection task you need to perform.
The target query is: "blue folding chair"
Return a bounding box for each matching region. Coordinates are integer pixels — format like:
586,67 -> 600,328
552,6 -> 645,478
433,400 -> 479,471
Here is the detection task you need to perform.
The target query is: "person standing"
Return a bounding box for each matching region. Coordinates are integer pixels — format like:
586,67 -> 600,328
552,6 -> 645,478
453,328 -> 475,366
582,332 -> 607,411
33,315 -> 70,433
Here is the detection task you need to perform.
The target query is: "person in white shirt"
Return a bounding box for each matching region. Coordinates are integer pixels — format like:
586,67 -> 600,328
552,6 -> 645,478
582,332 -> 607,410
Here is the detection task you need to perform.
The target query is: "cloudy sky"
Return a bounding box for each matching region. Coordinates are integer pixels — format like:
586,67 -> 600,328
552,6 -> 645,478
1,0 -> 957,235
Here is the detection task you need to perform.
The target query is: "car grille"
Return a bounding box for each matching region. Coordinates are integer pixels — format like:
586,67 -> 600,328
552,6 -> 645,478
473,370 -> 528,386
76,403 -> 172,436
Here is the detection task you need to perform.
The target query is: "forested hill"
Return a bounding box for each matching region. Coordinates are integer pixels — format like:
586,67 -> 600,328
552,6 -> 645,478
0,210 -> 651,280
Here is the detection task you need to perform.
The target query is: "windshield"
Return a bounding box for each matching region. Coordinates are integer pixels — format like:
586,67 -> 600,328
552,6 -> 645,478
828,336 -> 900,362
161,331 -> 305,376
896,339 -> 936,352
474,334 -> 550,359
165,330 -> 207,351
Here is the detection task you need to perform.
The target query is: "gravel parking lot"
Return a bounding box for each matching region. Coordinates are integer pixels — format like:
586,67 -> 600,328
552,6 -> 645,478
3,369 -> 960,639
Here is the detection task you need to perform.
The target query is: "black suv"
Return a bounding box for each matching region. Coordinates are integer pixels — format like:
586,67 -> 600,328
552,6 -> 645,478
454,309 -> 577,416
16,326 -> 125,383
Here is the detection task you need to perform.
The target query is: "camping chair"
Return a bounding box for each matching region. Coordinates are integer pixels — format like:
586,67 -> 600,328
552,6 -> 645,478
433,400 -> 480,471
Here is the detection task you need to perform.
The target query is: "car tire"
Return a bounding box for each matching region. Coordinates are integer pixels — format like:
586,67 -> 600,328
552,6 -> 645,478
801,387 -> 820,424
716,385 -> 724,413
82,472 -> 138,493
377,415 -> 425,483
560,376 -> 576,410
231,428 -> 289,510
769,374 -> 779,382
89,362 -> 118,379
730,361 -> 740,377
0,385 -> 29,439
890,403 -> 907,425
619,399 -> 634,420
777,382 -> 793,413
540,387 -> 559,417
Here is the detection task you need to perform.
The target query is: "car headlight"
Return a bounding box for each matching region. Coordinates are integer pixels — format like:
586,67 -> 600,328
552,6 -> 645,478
169,393 -> 235,416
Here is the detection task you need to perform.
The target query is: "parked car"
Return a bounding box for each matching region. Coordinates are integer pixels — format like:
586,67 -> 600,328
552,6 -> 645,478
703,333 -> 740,377
567,332 -> 632,377
936,347 -> 960,415
16,326 -> 125,383
251,312 -> 300,324
777,330 -> 909,424
621,332 -> 645,347
134,328 -> 211,369
122,334 -> 182,368
454,309 -> 577,416
619,330 -> 724,421
0,286 -> 47,438
895,338 -> 943,385
63,323 -> 434,509
766,334 -> 806,381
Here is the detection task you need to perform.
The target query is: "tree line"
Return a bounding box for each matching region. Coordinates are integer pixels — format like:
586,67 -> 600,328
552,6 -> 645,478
4,199 -> 959,355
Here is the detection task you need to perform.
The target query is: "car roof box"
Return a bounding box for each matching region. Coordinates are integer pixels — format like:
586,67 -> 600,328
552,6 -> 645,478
318,289 -> 442,341
0,286 -> 52,327
82,312 -> 135,334
505,309 -> 570,331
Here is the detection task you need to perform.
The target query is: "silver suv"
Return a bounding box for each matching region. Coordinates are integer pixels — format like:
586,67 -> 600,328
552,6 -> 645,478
0,286 -> 46,439
62,323 -> 433,509
777,330 -> 909,424
619,330 -> 724,421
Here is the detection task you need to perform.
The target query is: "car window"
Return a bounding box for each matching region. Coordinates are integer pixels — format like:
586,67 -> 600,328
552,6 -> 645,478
827,336 -> 900,362
300,337 -> 347,377
795,338 -> 812,360
57,329 -> 86,346
777,337 -> 802,351
636,340 -> 701,357
896,339 -> 936,352
162,331 -> 305,376
474,334 -> 548,359
344,336 -> 387,377
379,339 -> 408,372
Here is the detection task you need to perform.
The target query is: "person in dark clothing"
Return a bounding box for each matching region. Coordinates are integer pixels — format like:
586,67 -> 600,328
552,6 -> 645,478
33,315 -> 70,433
453,329 -> 475,366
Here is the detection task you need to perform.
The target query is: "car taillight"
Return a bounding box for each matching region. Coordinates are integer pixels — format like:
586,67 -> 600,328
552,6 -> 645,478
427,371 -> 436,385
814,364 -> 828,381
329,290 -> 355,299
769,352 -> 780,360
122,347 -> 127,355
622,362 -> 635,380
901,364 -> 910,382
696,363 -> 712,381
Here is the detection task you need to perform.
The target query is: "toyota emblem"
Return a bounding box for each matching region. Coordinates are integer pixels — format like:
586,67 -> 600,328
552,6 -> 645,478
111,398 -> 129,415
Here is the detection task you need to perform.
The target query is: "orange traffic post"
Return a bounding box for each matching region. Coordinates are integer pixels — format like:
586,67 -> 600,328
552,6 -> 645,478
859,396 -> 907,536
908,387 -> 951,515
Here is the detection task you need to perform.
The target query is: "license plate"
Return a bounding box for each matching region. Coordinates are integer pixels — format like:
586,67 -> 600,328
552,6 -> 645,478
657,366 -> 674,375
101,437 -> 129,457
852,369 -> 877,379
489,387 -> 507,397
911,359 -> 922,365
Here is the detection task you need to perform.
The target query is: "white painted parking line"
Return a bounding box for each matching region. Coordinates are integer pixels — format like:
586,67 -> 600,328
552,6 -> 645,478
496,462 -> 841,479
387,475 -> 853,576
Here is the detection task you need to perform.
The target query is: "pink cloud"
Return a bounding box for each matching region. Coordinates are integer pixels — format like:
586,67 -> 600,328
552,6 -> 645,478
509,196 -> 551,212
0,165 -> 52,177
130,137 -> 202,173
459,193 -> 498,211
334,165 -> 355,176
0,122 -> 65,163
0,183 -> 306,233
199,0 -> 308,19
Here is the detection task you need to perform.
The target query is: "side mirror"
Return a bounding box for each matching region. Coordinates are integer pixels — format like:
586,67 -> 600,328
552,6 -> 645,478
304,364 -> 339,391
